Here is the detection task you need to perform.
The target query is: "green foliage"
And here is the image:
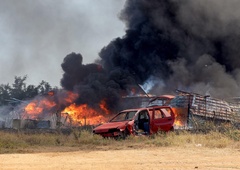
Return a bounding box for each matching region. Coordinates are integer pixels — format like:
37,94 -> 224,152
0,76 -> 54,106
224,129 -> 240,141
11,75 -> 28,100
0,84 -> 11,105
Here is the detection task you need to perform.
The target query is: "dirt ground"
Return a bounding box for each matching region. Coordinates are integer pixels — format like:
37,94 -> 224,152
0,147 -> 240,170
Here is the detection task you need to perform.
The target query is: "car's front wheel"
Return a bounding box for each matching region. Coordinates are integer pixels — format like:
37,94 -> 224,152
118,129 -> 129,140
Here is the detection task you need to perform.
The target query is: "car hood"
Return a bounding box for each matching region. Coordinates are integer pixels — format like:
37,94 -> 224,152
93,121 -> 130,133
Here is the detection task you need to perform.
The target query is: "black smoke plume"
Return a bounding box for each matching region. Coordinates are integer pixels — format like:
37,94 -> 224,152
99,0 -> 240,98
61,0 -> 240,113
61,52 -> 137,112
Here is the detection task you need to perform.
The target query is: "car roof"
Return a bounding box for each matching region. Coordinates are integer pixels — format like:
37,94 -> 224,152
120,107 -> 148,112
147,105 -> 171,109
120,105 -> 171,112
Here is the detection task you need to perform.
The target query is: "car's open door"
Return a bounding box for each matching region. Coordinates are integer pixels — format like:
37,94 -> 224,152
150,107 -> 174,132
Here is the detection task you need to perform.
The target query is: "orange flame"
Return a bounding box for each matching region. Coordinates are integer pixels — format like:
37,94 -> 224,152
62,91 -> 79,104
171,108 -> 188,127
24,91 -> 78,119
62,100 -> 110,125
47,91 -> 54,96
24,98 -> 56,119
23,91 -> 110,126
99,100 -> 110,114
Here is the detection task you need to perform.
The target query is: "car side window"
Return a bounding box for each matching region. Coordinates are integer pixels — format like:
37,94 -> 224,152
161,108 -> 172,117
126,111 -> 136,120
139,110 -> 148,120
154,109 -> 163,119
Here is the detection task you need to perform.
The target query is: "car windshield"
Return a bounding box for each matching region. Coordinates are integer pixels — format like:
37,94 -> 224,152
110,111 -> 137,122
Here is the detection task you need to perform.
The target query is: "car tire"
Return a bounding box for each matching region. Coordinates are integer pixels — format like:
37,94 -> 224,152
170,126 -> 174,132
119,129 -> 129,140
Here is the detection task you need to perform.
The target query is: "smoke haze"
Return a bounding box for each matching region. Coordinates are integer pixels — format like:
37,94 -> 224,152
0,0 -> 125,87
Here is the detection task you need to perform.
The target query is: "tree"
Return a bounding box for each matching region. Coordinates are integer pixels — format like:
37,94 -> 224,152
25,85 -> 39,99
10,75 -> 27,100
37,80 -> 52,95
0,84 -> 11,106
0,75 -> 54,106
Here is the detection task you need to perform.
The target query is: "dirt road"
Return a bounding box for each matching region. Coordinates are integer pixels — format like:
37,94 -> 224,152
1,147 -> 240,170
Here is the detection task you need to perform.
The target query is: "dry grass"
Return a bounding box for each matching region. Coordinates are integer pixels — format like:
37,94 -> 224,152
0,124 -> 239,154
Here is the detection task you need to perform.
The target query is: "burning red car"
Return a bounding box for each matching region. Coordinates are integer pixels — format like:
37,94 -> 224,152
93,106 -> 175,138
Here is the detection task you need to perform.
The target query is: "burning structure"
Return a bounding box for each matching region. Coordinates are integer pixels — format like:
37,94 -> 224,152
168,90 -> 240,129
1,85 -> 150,130
3,90 -> 113,129
2,88 -> 240,130
2,0 -> 240,130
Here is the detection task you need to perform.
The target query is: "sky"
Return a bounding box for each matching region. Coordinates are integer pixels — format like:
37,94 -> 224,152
0,0 -> 126,87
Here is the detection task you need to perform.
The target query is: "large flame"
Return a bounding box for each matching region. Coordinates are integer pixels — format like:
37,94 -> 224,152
62,100 -> 110,125
23,91 -> 110,126
23,91 -> 78,119
62,91 -> 79,104
171,108 -> 188,127
24,98 -> 56,119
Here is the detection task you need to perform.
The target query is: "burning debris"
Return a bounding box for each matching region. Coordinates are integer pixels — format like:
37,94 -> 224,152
166,90 -> 240,129
0,90 -> 113,129
17,90 -> 113,129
